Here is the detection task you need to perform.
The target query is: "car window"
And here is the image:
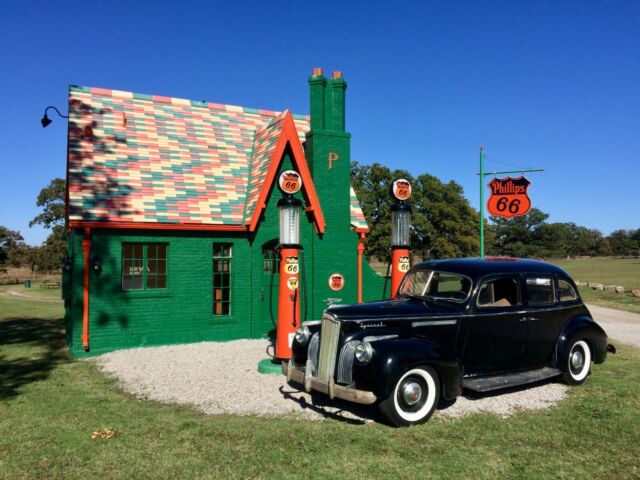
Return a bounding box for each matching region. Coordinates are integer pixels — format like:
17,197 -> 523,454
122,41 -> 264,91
558,279 -> 578,302
477,277 -> 519,308
399,270 -> 471,302
526,277 -> 556,306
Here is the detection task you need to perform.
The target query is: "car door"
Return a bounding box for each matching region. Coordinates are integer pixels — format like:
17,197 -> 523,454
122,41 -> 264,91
463,275 -> 528,376
524,275 -> 563,368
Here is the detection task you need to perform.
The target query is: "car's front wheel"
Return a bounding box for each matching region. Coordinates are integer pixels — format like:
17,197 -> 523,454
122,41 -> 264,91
379,366 -> 440,427
562,339 -> 592,385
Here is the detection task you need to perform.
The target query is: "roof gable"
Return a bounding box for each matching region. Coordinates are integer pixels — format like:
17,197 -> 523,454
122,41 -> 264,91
245,111 -> 326,234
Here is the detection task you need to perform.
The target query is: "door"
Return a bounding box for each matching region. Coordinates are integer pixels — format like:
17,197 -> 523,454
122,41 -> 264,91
463,275 -> 528,375
260,239 -> 279,337
524,275 -> 563,367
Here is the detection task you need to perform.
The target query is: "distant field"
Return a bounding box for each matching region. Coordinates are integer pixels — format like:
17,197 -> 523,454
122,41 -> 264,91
550,257 -> 640,314
552,257 -> 640,290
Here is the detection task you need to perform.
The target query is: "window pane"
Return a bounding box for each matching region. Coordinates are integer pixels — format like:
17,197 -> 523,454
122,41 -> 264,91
158,245 -> 166,259
157,275 -> 166,289
122,275 -> 133,290
123,244 -> 133,258
478,278 -> 518,307
133,245 -> 143,258
148,245 -> 157,259
147,275 -> 157,289
157,260 -> 166,275
559,280 -> 578,302
213,243 -> 232,316
527,278 -> 555,305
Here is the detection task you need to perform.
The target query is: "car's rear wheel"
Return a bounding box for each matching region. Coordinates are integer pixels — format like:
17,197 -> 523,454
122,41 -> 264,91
379,366 -> 440,427
562,339 -> 592,385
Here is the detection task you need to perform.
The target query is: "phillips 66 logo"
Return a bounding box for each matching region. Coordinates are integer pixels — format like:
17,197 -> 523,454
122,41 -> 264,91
487,176 -> 532,219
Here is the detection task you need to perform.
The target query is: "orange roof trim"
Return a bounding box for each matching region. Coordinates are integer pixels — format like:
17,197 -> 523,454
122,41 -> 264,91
247,111 -> 326,234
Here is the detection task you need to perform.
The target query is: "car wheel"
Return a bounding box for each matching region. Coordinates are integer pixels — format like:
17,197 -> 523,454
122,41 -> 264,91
379,366 -> 440,427
562,339 -> 592,385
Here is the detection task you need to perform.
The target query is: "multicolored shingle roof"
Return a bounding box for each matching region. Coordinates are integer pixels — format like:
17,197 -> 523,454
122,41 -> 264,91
67,85 -> 367,231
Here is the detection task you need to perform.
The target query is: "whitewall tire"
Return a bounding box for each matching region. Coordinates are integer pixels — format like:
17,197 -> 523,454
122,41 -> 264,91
562,339 -> 592,385
379,366 -> 440,427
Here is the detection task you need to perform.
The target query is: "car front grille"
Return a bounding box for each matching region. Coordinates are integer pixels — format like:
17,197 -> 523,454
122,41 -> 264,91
316,314 -> 340,382
337,340 -> 358,385
307,332 -> 320,376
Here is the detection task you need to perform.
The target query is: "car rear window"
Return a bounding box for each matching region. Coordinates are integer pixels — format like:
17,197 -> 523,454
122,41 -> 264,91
558,279 -> 578,302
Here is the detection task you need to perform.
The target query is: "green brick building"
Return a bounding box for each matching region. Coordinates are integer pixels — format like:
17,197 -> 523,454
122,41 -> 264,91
63,69 -> 385,357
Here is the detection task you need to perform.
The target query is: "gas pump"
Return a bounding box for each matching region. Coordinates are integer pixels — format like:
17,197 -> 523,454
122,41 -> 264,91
390,179 -> 412,298
258,170 -> 304,373
275,193 -> 302,360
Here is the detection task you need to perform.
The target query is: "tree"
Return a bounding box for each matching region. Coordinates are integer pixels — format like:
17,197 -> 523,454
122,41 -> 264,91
0,226 -> 25,265
351,162 -> 478,261
29,178 -> 65,228
29,178 -> 67,271
488,208 -> 549,257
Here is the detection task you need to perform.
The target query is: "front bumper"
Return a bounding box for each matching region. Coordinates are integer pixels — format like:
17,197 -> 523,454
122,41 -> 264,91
282,361 -> 377,405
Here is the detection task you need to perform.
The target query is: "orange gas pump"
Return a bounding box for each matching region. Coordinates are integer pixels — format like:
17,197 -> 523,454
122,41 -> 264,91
390,179 -> 412,298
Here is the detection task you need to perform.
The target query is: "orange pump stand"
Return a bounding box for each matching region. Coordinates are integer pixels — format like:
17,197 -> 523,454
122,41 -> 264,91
275,247 -> 301,360
390,247 -> 410,299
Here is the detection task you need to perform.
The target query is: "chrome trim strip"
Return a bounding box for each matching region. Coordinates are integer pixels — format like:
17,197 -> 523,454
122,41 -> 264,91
337,340 -> 358,384
363,334 -> 399,342
302,320 -> 321,327
412,319 -> 458,327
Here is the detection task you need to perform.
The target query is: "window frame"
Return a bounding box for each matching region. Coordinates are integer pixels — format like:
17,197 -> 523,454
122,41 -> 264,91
212,243 -> 233,317
121,243 -> 168,292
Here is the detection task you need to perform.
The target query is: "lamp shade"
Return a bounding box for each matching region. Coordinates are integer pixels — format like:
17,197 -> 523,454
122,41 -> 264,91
277,196 -> 302,245
391,202 -> 411,247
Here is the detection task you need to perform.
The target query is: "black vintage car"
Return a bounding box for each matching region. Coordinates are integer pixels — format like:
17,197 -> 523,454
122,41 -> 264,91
283,258 -> 614,426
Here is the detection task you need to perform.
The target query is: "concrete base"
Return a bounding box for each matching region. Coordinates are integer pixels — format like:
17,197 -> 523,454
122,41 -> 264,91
257,358 -> 283,375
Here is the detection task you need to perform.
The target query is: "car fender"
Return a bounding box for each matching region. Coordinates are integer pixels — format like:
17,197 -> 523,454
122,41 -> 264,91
352,337 -> 462,401
555,316 -> 608,367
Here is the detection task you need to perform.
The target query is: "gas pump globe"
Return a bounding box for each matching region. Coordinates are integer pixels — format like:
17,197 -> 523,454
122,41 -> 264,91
390,179 -> 413,298
277,196 -> 302,245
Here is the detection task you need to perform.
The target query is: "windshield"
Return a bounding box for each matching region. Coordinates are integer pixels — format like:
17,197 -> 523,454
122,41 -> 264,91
398,270 -> 472,303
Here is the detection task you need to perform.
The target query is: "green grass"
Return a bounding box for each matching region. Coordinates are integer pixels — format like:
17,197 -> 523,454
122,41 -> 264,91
1,295 -> 639,479
551,258 -> 640,314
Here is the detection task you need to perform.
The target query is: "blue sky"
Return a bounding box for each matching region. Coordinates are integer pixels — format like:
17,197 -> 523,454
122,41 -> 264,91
1,0 -> 638,245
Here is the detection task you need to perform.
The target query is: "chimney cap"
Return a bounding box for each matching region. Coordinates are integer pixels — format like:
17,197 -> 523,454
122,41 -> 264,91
332,71 -> 343,79
312,67 -> 324,76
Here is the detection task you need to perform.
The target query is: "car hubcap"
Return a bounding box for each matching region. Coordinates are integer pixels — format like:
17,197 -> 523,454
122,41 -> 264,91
571,349 -> 584,371
402,382 -> 423,406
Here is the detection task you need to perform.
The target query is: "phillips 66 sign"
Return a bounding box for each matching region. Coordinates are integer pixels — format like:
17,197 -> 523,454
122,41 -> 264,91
487,176 -> 532,219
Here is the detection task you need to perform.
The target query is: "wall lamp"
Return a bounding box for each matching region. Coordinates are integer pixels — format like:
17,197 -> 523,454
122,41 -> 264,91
92,255 -> 102,274
41,106 -> 69,128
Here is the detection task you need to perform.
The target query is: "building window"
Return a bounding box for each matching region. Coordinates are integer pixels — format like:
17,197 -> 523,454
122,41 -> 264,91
122,243 -> 167,290
213,244 -> 232,316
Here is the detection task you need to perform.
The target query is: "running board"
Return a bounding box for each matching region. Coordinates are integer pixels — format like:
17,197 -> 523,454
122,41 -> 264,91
463,367 -> 562,393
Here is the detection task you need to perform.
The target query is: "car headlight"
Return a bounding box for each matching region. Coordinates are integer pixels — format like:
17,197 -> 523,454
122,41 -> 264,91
354,342 -> 373,364
294,326 -> 310,345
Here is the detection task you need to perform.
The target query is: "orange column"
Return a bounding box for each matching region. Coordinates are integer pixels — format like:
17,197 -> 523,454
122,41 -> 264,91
357,233 -> 365,303
81,228 -> 91,351
275,247 -> 301,360
391,248 -> 410,298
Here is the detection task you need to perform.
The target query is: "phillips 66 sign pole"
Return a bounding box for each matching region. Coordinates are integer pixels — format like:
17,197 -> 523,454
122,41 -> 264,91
478,147 -> 544,257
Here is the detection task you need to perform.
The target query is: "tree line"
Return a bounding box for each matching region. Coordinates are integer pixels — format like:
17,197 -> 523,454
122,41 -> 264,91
351,162 -> 639,261
1,171 -> 638,273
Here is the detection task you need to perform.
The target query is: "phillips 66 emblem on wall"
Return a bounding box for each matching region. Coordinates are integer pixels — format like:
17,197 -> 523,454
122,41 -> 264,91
487,176 -> 532,219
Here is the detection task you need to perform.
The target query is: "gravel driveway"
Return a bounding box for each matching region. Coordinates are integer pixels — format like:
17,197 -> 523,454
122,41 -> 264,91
95,305 -> 639,423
